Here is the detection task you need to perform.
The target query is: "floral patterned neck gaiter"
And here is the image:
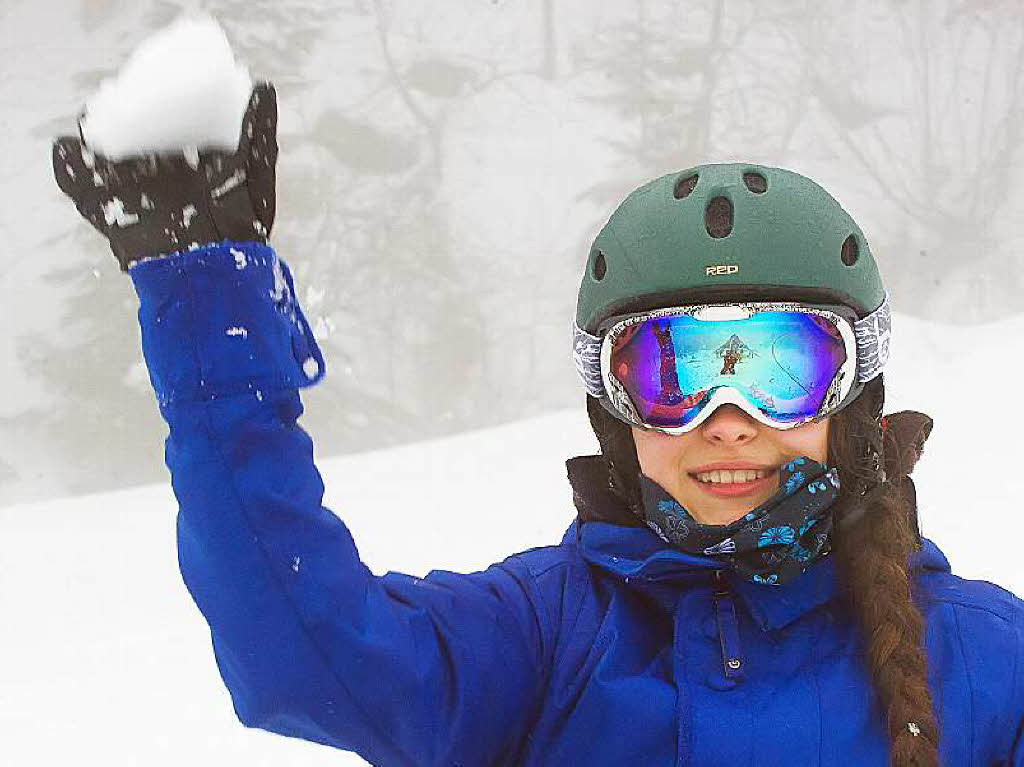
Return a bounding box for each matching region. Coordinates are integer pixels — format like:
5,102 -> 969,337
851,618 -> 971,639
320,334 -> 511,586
638,457 -> 841,586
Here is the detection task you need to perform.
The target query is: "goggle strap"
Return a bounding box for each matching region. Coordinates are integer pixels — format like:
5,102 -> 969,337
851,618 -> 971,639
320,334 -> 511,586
571,317 -> 605,397
854,292 -> 891,384
571,291 -> 892,398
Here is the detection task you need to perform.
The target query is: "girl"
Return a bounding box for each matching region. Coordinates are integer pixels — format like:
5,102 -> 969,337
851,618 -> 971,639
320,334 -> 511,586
54,81 -> 1023,766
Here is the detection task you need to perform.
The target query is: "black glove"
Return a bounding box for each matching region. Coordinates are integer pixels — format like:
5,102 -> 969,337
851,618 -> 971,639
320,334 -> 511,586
52,81 -> 278,272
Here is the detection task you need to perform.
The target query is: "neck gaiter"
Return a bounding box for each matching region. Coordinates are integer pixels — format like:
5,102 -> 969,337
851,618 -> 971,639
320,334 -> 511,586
638,456 -> 841,586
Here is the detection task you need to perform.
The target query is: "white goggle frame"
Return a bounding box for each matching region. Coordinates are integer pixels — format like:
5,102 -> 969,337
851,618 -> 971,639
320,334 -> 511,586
572,292 -> 890,435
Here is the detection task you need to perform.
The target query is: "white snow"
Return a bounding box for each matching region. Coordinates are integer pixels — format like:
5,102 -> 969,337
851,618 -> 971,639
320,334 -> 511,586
101,197 -> 139,227
182,145 -> 200,169
210,168 -> 246,198
78,13 -> 252,159
269,255 -> 288,302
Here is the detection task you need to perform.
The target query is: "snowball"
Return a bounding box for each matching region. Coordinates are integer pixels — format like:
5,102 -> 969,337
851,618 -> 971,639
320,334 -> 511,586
79,12 -> 253,160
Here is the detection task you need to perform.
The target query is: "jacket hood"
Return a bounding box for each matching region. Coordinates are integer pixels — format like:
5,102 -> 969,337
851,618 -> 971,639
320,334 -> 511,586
563,454 -> 951,631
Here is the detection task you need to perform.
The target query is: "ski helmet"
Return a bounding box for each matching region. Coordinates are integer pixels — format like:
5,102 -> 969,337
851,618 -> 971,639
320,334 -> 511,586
574,162 -> 890,426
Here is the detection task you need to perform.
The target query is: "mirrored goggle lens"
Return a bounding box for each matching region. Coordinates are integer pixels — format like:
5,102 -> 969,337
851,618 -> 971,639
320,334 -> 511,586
608,310 -> 848,429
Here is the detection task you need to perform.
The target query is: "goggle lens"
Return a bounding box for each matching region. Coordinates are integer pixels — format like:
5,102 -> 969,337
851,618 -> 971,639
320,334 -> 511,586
609,310 -> 848,429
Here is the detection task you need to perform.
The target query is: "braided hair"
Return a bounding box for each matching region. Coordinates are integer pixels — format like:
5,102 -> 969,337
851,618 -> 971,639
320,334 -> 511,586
585,374 -> 940,766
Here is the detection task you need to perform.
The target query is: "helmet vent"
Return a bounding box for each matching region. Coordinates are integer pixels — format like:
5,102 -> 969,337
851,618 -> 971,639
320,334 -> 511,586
743,172 -> 767,193
841,234 -> 859,266
592,250 -> 607,280
673,173 -> 698,199
705,196 -> 733,238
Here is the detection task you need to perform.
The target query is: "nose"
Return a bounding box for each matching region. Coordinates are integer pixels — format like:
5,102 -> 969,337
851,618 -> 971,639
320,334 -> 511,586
700,404 -> 758,445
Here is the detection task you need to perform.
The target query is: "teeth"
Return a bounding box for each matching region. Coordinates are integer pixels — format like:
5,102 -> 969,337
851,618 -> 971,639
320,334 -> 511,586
696,469 -> 770,484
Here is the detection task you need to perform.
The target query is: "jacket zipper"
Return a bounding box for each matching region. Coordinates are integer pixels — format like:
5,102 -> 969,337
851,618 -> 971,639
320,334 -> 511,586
712,569 -> 745,681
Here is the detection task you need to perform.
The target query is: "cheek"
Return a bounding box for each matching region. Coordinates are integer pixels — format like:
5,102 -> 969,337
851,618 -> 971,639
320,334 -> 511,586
787,421 -> 829,461
632,428 -> 696,476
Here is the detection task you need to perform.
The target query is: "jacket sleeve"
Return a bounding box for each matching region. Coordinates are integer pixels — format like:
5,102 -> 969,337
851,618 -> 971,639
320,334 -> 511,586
128,241 -> 552,766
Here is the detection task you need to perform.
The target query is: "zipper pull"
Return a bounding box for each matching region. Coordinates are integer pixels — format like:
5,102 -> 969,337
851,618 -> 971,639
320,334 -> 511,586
711,569 -> 745,681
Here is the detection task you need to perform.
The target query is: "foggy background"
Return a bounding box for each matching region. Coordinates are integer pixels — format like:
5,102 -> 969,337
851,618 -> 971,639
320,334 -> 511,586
2,0 -> 1023,508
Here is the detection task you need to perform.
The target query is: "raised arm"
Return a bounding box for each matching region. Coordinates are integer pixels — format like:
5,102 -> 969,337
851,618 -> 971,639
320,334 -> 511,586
128,240 -> 551,764
52,62 -> 552,764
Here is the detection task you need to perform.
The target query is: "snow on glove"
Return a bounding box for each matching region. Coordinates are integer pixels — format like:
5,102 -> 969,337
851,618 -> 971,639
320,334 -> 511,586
52,81 -> 278,273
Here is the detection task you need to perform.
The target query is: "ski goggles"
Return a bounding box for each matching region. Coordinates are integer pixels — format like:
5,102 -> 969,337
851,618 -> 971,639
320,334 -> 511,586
572,294 -> 890,434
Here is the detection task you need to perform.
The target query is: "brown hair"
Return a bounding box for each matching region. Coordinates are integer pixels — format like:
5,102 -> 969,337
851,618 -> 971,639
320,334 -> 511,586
585,375 -> 940,766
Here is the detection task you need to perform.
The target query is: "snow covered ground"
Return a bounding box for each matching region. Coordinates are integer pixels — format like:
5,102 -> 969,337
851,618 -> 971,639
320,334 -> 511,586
1,308 -> 1023,766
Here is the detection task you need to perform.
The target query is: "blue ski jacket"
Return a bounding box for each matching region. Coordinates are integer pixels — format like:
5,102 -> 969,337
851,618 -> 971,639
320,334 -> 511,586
129,241 -> 1024,766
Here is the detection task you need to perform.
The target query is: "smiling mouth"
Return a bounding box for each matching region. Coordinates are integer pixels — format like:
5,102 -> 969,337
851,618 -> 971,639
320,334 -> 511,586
689,467 -> 778,485
686,469 -> 780,498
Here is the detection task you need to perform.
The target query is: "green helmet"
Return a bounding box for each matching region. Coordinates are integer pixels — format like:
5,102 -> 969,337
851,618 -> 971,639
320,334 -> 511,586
573,162 -> 892,432
575,162 -> 887,336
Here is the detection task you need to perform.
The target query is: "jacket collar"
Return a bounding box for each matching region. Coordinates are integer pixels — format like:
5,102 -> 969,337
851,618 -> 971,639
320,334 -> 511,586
564,454 -> 951,632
